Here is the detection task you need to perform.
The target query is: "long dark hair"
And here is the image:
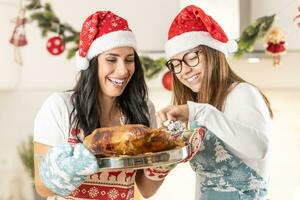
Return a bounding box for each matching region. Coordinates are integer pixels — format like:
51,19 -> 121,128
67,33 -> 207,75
69,51 -> 150,137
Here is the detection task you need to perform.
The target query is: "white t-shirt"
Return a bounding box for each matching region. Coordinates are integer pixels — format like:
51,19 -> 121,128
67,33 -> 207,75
188,82 -> 272,181
34,92 -> 157,146
34,92 -> 157,199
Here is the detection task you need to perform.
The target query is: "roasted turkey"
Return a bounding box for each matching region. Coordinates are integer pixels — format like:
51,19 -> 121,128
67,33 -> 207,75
83,124 -> 185,157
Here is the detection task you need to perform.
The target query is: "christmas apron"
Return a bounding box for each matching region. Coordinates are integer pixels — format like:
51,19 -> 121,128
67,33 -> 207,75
48,128 -> 136,200
189,123 -> 267,200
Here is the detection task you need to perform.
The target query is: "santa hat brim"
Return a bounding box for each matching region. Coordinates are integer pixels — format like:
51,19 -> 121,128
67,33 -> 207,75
76,30 -> 137,70
165,31 -> 237,59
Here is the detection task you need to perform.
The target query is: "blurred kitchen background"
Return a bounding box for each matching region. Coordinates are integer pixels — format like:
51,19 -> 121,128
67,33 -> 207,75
0,0 -> 300,199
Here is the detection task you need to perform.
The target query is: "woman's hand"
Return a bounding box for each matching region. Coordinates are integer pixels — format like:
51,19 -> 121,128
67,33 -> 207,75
155,104 -> 189,127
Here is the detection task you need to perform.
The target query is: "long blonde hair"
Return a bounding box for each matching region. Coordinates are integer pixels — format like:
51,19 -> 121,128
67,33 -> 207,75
171,45 -> 273,118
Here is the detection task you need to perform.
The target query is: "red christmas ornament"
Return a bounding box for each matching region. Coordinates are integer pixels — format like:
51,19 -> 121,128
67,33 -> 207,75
46,36 -> 65,55
162,71 -> 173,91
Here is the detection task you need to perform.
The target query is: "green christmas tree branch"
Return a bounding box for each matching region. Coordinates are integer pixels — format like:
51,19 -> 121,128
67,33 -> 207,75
25,0 -> 79,59
18,135 -> 34,179
235,14 -> 275,58
140,56 -> 166,79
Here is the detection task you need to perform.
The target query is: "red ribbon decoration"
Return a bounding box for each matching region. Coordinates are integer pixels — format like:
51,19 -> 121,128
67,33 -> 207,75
293,6 -> 300,27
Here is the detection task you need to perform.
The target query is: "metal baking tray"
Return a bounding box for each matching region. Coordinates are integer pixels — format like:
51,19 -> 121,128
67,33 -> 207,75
97,145 -> 190,169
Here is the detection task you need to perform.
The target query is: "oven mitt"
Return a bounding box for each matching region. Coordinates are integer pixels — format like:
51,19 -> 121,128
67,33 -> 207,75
143,120 -> 182,181
182,126 -> 205,162
39,143 -> 99,197
144,121 -> 205,181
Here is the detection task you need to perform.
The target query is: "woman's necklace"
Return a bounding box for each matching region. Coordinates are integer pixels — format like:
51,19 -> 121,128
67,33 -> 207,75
119,112 -> 125,125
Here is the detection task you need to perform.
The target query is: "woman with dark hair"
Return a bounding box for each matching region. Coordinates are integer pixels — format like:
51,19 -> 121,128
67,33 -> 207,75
33,10 -> 164,200
156,5 -> 273,200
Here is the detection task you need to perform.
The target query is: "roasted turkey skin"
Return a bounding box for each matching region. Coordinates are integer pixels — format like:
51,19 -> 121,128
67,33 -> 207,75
83,124 -> 185,157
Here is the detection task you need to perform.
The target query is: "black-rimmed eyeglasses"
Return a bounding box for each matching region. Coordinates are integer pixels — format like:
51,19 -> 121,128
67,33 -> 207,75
166,50 -> 201,74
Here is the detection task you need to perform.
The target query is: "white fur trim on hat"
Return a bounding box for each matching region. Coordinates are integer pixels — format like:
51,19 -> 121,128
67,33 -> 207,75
165,31 -> 237,58
87,30 -> 137,60
76,30 -> 137,70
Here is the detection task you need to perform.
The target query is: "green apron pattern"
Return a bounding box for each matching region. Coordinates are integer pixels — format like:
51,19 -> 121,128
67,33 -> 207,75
189,122 -> 267,200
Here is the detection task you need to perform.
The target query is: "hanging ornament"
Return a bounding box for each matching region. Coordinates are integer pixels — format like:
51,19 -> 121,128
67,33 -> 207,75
10,9 -> 28,46
46,36 -> 65,56
265,27 -> 286,67
9,8 -> 30,65
293,6 -> 300,27
162,71 -> 172,91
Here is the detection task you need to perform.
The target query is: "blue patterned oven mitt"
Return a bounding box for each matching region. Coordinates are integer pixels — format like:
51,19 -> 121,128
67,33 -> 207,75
39,143 -> 99,197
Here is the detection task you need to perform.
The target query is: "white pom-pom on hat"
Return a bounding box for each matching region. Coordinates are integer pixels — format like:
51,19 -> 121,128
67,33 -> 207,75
226,39 -> 238,53
76,51 -> 89,70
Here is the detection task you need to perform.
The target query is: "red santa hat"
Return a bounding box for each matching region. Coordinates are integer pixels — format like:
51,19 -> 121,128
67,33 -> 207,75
165,5 -> 237,58
76,11 -> 137,70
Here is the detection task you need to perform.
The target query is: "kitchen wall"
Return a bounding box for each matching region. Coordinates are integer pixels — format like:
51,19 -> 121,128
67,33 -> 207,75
1,79 -> 300,200
0,0 -> 300,200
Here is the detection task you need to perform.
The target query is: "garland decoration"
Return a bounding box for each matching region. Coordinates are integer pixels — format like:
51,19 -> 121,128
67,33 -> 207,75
25,0 -> 79,58
140,56 -> 166,79
22,1 -> 291,75
235,15 -> 275,58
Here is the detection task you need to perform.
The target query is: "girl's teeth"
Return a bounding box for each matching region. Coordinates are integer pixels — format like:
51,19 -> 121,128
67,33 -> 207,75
187,75 -> 198,82
108,78 -> 125,85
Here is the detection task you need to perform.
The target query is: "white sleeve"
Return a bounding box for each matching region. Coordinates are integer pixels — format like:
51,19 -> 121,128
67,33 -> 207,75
34,93 -> 70,146
188,83 -> 272,159
147,100 -> 157,128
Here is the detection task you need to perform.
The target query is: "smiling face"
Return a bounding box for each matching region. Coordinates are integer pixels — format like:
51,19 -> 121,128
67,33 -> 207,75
171,49 -> 206,93
97,47 -> 135,98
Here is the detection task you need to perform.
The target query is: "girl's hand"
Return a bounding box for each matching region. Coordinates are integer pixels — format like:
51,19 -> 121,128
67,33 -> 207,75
156,104 -> 189,127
